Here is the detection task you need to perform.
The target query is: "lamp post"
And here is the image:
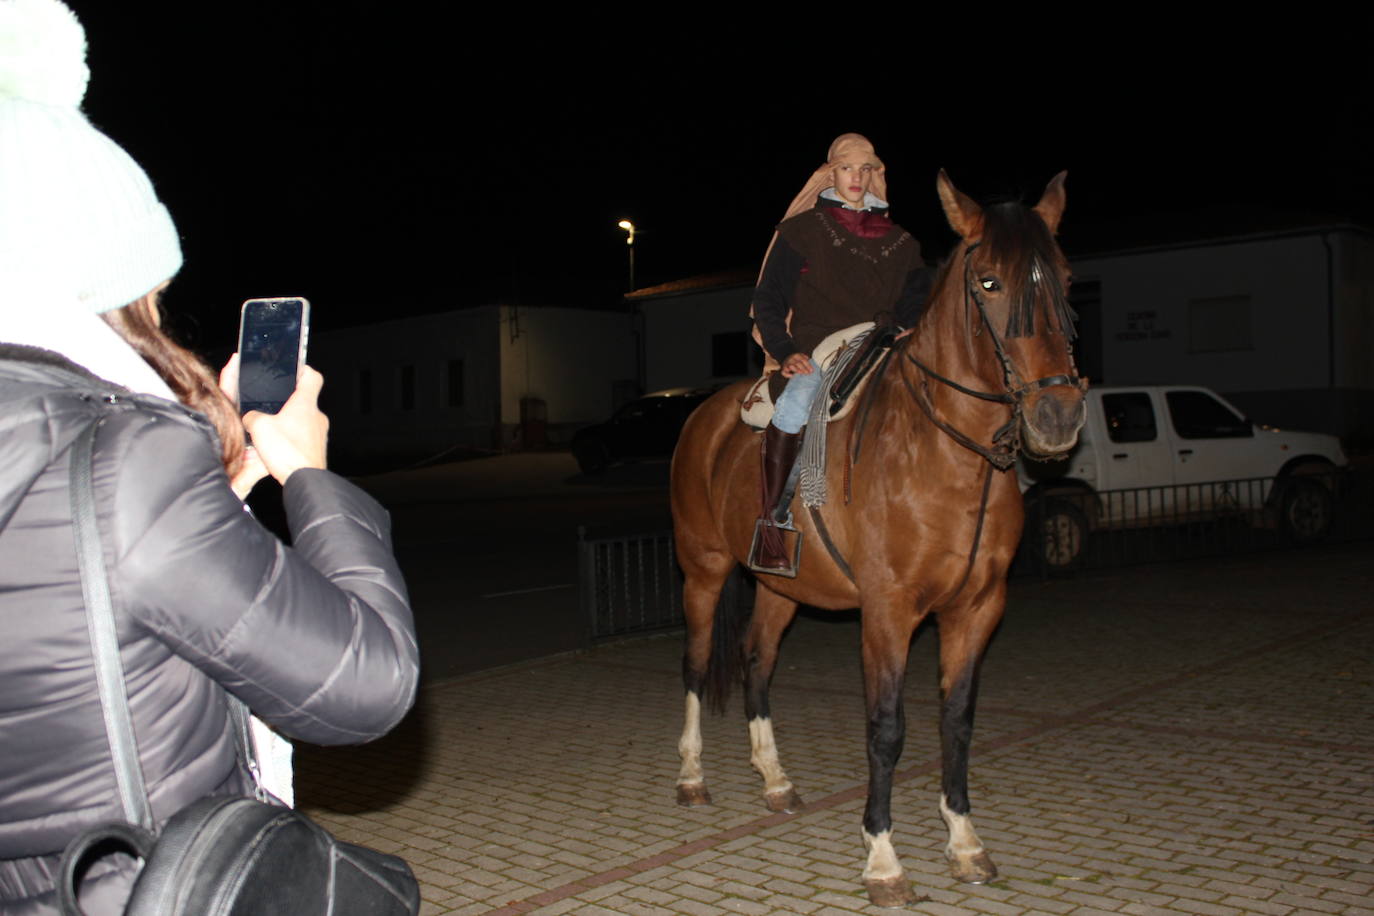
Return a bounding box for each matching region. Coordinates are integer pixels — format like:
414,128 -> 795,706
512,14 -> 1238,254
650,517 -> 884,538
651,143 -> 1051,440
618,219 -> 644,391
617,219 -> 636,292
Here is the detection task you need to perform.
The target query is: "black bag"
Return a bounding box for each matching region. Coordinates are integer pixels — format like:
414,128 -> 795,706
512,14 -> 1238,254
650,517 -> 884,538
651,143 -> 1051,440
55,420 -> 420,915
59,798 -> 418,915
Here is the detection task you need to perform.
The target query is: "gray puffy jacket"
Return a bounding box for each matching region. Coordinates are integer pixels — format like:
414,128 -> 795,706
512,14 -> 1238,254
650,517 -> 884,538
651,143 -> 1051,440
0,345 -> 420,914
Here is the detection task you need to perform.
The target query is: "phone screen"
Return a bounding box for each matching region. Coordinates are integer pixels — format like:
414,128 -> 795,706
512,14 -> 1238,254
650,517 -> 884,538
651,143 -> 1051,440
238,298 -> 309,415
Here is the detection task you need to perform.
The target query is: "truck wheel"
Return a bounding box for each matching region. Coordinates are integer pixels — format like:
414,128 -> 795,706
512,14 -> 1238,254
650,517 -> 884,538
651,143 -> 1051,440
1033,498 -> 1088,573
1278,477 -> 1333,544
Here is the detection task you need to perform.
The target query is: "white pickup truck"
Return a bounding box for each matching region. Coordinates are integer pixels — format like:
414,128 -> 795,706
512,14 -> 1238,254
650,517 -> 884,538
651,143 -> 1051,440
1017,385 -> 1348,570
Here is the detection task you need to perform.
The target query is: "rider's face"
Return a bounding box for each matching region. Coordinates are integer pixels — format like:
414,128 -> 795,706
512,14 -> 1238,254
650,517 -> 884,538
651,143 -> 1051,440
830,157 -> 876,208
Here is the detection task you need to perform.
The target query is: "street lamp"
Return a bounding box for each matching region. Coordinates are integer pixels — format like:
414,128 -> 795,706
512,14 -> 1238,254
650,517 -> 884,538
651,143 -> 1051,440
617,219 -> 635,292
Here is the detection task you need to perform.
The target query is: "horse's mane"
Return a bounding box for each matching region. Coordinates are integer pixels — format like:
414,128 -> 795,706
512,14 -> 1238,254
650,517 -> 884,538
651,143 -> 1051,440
980,201 -> 1077,339
906,199 -> 1077,371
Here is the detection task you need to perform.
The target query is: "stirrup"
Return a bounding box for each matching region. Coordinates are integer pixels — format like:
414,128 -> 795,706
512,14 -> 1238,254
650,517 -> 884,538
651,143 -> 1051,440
747,514 -> 803,578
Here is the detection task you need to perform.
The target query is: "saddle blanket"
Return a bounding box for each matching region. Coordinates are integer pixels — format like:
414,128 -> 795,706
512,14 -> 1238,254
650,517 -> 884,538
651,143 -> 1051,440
740,321 -> 877,429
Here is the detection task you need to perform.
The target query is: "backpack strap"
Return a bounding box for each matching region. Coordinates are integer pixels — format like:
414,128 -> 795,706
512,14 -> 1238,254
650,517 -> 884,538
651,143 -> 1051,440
69,417 -> 154,831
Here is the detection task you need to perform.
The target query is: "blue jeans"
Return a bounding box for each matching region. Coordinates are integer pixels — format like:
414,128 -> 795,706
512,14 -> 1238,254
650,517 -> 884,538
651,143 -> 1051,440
772,358 -> 823,434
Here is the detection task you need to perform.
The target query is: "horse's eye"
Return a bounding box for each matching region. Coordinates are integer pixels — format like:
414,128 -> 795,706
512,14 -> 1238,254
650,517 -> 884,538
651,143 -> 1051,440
980,278 -> 1000,292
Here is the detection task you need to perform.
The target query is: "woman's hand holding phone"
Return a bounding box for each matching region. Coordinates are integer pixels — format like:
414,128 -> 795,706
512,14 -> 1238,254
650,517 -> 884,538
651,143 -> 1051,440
220,354 -> 329,491
243,364 -> 329,485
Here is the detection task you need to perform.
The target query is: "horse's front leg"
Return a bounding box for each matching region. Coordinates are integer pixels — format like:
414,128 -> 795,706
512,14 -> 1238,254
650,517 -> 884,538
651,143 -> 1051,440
936,595 -> 1005,884
859,608 -> 921,907
744,585 -> 803,813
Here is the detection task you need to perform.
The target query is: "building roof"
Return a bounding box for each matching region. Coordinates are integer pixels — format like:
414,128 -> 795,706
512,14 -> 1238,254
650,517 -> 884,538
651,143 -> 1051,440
624,269 -> 755,302
1060,208 -> 1372,260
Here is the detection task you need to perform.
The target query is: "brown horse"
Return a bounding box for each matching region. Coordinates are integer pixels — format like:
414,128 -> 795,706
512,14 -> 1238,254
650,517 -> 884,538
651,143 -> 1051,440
669,170 -> 1086,906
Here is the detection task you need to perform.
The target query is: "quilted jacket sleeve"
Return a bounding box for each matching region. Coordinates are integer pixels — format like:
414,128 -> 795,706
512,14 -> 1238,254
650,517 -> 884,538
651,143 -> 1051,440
105,406 -> 419,745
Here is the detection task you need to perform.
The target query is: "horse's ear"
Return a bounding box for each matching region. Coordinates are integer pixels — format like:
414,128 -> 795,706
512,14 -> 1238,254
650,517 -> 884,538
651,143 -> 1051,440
1034,171 -> 1068,235
937,169 -> 983,240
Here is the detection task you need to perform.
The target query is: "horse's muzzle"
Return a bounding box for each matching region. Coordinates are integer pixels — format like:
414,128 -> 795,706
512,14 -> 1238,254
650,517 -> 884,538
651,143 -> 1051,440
1021,387 -> 1086,457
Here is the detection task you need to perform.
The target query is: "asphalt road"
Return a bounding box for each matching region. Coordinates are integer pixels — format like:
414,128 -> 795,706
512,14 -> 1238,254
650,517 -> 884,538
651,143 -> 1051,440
352,452 -> 673,682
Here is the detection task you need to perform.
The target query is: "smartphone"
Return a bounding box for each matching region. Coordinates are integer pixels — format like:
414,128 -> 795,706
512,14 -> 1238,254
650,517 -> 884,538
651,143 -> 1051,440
237,297 -> 310,415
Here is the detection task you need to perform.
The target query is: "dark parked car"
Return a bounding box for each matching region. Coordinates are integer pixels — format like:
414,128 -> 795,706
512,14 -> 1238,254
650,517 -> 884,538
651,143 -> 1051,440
571,387 -> 718,475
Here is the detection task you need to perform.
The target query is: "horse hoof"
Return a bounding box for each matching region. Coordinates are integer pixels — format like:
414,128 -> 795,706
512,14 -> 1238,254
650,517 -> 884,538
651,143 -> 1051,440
764,788 -> 805,814
949,850 -> 998,884
676,783 -> 712,807
865,876 -> 919,908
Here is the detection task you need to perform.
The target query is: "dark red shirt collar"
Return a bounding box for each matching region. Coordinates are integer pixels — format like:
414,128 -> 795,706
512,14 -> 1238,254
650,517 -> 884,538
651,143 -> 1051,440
822,201 -> 895,239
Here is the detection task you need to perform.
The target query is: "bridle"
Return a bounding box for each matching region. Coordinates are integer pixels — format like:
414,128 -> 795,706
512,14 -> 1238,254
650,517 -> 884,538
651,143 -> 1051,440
901,240 -> 1084,469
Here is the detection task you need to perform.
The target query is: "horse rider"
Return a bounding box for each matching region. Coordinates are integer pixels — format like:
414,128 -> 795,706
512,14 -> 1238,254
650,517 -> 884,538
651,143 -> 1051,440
748,133 -> 933,573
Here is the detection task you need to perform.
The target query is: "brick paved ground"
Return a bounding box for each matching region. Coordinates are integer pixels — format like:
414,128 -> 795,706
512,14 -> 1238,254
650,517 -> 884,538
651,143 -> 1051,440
295,541 -> 1373,915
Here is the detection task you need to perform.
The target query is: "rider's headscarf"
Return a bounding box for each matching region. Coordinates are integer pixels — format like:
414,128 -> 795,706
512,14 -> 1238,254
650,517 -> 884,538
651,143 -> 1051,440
778,133 -> 888,224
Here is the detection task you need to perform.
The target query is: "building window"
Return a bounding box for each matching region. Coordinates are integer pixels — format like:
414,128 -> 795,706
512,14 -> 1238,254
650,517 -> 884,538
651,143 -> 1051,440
399,364 -> 415,410
1189,295 -> 1252,353
358,369 -> 372,415
711,331 -> 748,377
1069,279 -> 1103,383
446,359 -> 464,407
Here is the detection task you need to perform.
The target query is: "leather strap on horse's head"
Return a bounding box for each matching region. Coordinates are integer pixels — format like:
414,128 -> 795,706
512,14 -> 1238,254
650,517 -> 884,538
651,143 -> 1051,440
896,238 -> 1084,469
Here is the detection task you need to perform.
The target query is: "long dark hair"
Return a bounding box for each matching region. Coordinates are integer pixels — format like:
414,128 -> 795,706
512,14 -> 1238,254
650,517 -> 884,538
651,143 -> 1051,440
100,295 -> 245,476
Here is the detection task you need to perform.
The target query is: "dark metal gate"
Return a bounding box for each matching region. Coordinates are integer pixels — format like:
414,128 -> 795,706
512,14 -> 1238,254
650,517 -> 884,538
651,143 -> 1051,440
578,527 -> 683,642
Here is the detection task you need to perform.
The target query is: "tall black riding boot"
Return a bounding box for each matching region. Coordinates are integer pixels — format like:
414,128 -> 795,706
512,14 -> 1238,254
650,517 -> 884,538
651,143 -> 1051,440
748,423 -> 802,575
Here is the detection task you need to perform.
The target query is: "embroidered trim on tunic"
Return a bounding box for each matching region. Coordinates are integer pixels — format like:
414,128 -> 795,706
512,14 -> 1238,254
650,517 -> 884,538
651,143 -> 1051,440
809,210 -> 912,264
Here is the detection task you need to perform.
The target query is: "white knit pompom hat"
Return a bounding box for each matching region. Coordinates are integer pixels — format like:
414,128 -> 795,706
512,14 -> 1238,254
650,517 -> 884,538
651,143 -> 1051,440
0,0 -> 182,316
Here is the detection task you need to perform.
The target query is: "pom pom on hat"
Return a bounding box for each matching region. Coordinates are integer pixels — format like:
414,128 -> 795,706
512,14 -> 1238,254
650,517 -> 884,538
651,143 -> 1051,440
0,0 -> 182,316
0,0 -> 89,107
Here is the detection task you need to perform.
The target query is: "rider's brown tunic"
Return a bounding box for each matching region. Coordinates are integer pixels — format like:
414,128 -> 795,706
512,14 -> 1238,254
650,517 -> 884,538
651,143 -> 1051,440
765,206 -> 924,360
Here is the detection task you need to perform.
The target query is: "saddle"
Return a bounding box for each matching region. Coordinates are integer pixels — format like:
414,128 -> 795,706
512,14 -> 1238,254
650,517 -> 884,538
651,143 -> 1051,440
740,321 -> 896,428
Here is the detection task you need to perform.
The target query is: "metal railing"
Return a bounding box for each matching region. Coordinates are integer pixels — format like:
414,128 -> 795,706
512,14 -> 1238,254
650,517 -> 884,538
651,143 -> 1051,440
581,468 -> 1368,640
579,526 -> 683,642
1017,468 -> 1365,575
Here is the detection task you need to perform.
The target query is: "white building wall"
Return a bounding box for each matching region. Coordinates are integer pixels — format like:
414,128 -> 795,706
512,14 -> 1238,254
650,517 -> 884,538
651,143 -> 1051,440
1075,235 -> 1331,392
641,286 -> 753,391
496,305 -> 637,429
310,305 -> 638,467
1334,233 -> 1374,390
311,308 -> 501,464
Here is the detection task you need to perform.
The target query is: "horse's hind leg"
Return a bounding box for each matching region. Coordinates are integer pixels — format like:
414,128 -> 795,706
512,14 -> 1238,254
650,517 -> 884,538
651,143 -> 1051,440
936,598 -> 1004,884
676,547 -> 739,807
744,585 -> 803,813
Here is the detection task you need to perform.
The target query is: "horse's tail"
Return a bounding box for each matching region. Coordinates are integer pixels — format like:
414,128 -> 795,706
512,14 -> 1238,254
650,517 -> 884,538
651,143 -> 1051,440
700,568 -> 751,715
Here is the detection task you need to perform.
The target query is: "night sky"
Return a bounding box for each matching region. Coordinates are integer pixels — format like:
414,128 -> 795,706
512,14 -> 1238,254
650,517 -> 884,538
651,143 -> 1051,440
65,4 -> 1374,351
